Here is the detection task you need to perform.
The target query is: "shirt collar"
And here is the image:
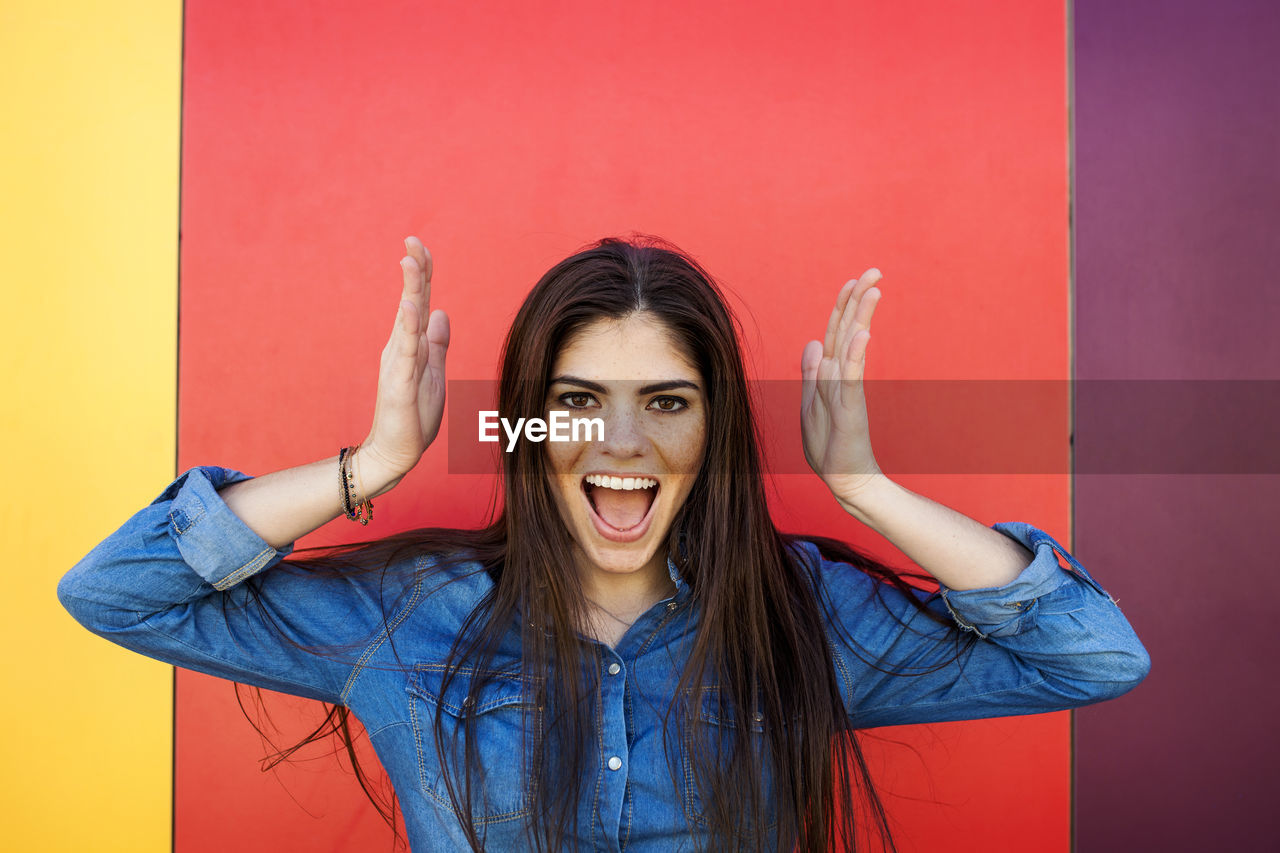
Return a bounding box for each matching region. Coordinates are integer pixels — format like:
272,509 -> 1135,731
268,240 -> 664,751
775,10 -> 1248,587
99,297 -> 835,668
666,553 -> 692,604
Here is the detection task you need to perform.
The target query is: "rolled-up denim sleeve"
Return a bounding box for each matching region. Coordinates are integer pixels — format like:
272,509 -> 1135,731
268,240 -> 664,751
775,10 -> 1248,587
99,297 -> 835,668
164,465 -> 294,591
57,466 -> 414,704
805,522 -> 1150,729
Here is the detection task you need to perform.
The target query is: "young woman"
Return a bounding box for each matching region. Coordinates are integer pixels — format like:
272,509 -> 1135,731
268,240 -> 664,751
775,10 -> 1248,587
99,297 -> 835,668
59,235 -> 1149,852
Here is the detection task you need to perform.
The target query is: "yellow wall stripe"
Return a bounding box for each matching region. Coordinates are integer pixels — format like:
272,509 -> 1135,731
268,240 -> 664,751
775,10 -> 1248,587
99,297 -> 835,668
1,1 -> 181,849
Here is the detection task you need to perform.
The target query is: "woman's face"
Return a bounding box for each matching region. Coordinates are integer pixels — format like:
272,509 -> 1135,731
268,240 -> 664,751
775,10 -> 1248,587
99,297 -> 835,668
544,312 -> 707,588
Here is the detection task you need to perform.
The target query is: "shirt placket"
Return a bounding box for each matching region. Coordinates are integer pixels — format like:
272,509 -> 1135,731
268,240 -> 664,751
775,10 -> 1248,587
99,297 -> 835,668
591,556 -> 691,851
595,647 -> 630,852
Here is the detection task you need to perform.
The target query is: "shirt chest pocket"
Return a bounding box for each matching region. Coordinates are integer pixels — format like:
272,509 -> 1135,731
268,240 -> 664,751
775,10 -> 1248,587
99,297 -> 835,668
406,664 -> 535,826
681,686 -> 779,833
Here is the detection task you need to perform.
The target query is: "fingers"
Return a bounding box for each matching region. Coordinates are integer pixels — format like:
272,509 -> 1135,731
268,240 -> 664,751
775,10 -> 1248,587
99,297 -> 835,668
838,292 -> 877,385
404,236 -> 432,277
400,237 -> 432,343
843,329 -> 871,382
843,286 -> 880,344
426,309 -> 450,374
836,269 -> 880,335
393,298 -> 422,373
811,270 -> 881,412
824,269 -> 881,356
822,279 -> 858,358
417,309 -> 451,444
834,269 -> 880,359
853,267 -> 882,295
403,235 -> 432,311
399,237 -> 434,375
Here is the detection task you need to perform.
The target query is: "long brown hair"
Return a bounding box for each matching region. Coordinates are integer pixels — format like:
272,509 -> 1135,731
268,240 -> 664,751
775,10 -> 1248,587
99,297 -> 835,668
242,235 -> 965,851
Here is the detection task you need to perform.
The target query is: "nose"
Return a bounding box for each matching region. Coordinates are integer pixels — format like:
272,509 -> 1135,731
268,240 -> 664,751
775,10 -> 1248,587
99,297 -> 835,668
600,405 -> 646,458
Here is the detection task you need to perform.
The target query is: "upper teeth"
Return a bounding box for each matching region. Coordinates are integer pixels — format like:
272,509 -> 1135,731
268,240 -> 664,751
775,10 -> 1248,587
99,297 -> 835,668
585,474 -> 658,490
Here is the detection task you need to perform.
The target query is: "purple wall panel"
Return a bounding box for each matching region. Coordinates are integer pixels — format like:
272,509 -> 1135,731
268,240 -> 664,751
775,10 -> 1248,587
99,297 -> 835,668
1075,1 -> 1280,850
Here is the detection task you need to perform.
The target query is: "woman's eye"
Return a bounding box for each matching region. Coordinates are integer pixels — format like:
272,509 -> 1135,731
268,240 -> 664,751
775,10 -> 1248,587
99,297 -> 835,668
649,395 -> 687,412
559,393 -> 595,409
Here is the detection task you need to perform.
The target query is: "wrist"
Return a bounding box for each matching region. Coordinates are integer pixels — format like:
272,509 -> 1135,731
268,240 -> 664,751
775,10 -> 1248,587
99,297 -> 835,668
353,444 -> 406,498
830,472 -> 895,521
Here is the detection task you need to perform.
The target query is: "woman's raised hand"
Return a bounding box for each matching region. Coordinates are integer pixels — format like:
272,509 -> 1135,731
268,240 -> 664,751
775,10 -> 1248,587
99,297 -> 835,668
358,236 -> 451,493
800,269 -> 884,510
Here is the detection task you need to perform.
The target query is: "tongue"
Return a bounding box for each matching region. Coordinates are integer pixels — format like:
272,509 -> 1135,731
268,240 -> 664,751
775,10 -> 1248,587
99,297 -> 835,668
592,487 -> 652,530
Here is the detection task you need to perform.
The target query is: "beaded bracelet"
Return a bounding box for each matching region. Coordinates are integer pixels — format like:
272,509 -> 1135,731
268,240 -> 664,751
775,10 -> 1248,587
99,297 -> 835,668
339,445 -> 374,525
337,446 -> 353,517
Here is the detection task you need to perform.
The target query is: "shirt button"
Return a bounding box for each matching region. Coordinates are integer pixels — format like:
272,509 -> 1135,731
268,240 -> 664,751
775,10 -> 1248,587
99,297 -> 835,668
607,662 -> 621,676
607,756 -> 622,771
666,602 -> 678,612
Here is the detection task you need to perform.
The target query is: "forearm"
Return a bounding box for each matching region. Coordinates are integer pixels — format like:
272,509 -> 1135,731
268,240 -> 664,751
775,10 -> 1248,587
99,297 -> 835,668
837,476 -> 1035,591
219,450 -> 400,550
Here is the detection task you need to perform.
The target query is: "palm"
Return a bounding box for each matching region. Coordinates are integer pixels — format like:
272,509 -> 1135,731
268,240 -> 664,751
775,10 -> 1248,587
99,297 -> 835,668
800,269 -> 883,506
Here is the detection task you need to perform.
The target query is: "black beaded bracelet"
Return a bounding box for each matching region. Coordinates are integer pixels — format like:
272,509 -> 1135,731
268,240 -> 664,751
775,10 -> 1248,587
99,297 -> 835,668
339,445 -> 374,525
338,446 -> 354,517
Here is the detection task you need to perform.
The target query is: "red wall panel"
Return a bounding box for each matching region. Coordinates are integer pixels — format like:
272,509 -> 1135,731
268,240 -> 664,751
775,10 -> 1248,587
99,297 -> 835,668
179,1 -> 1070,849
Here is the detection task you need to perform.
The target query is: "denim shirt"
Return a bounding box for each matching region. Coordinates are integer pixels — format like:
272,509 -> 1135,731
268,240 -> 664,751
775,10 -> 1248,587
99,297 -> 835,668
58,467 -> 1149,852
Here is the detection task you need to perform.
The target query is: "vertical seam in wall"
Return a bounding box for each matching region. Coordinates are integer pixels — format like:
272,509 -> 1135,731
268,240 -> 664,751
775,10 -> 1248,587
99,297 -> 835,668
1066,0 -> 1078,851
173,1 -> 188,851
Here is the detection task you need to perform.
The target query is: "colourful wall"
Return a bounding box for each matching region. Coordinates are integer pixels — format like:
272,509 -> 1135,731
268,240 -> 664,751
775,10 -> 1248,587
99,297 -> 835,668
1073,0 -> 1280,848
175,2 -> 1070,849
27,0 -> 1267,849
3,1 -> 181,850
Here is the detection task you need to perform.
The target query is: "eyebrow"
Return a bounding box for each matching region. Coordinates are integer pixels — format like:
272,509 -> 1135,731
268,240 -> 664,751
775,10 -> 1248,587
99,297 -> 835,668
549,375 -> 702,395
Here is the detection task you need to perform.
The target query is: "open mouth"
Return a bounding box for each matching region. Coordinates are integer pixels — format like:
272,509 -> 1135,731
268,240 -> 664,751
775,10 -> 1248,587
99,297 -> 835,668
582,474 -> 660,542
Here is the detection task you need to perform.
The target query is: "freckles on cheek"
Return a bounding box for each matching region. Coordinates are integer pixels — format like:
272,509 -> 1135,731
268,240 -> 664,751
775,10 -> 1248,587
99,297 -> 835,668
658,423 -> 706,476
546,440 -> 587,477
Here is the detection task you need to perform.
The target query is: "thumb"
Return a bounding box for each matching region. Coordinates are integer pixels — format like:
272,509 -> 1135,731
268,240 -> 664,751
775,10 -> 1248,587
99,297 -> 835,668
801,339 -> 822,410
801,339 -> 823,379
